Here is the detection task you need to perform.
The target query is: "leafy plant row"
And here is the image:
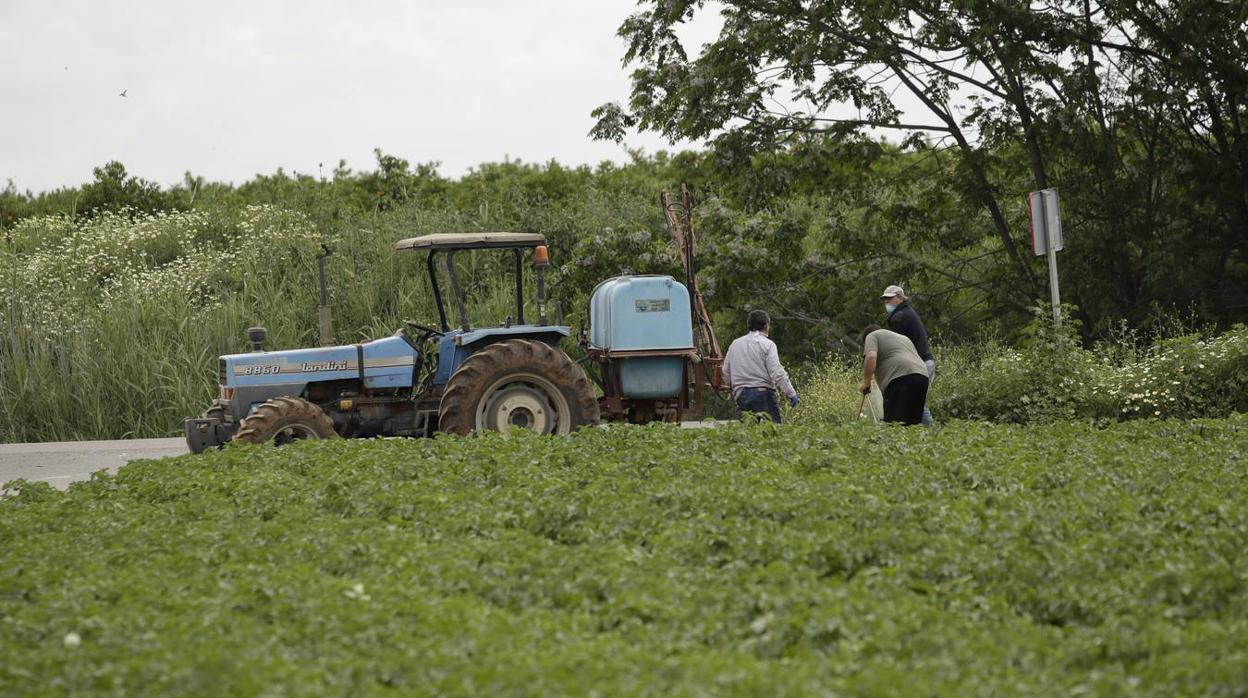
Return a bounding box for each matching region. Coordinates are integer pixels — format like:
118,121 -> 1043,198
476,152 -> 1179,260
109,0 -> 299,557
3,418 -> 1246,696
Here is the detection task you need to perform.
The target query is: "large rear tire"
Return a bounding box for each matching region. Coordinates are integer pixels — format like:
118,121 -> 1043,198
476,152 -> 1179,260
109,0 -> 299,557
439,339 -> 599,436
233,396 -> 338,446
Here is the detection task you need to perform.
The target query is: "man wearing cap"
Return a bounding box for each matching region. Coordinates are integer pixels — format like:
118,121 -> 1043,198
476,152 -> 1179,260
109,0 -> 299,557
881,284 -> 935,425
721,309 -> 798,423
859,324 -> 929,425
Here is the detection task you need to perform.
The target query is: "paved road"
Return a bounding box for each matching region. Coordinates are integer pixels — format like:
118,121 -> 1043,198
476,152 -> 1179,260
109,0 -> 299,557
0,438 -> 188,491
0,421 -> 725,491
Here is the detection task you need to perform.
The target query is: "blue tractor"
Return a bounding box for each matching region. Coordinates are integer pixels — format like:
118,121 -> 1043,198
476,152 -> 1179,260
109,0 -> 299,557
184,232 -> 600,452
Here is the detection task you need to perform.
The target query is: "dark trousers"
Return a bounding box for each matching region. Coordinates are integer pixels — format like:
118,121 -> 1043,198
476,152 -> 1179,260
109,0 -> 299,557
736,387 -> 782,423
883,374 -> 929,425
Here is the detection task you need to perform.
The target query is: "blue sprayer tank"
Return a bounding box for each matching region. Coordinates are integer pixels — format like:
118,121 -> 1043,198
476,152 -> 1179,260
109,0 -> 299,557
589,275 -> 694,399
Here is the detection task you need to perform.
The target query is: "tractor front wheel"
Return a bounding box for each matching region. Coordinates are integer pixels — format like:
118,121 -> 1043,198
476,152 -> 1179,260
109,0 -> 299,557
233,396 -> 338,446
439,339 -> 599,436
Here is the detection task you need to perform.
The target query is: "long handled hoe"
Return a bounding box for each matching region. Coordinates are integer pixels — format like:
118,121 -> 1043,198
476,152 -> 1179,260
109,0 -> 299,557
857,390 -> 880,422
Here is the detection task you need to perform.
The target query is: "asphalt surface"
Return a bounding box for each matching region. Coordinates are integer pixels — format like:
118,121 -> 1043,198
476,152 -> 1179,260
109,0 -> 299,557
0,422 -> 725,491
0,438 -> 188,491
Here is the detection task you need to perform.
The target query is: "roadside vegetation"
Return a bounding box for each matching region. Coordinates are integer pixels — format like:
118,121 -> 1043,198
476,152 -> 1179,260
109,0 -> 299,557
4,2 -> 1247,441
3,151 -> 1247,441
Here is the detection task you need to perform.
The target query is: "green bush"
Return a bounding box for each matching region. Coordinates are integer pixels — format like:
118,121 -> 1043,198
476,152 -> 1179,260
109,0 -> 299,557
1092,325 -> 1248,419
934,314 -> 1101,423
933,323 -> 1248,424
791,312 -> 1248,425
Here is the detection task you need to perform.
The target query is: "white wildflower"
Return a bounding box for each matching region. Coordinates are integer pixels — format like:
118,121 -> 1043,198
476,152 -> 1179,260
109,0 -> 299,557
344,583 -> 371,601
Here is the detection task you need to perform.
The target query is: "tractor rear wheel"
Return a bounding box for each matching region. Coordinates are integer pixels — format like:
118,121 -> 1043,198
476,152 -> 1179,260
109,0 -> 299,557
233,396 -> 338,446
439,339 -> 599,436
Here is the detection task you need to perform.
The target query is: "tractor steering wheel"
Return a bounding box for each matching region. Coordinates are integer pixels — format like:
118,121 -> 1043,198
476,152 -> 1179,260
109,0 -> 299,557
405,321 -> 445,343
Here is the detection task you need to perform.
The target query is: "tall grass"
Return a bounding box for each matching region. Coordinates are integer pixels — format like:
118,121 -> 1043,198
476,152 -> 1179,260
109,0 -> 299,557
0,207 -> 456,441
0,185 -> 664,442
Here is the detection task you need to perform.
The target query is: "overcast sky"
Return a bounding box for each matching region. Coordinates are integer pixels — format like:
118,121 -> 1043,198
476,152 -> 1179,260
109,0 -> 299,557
0,1 -> 722,194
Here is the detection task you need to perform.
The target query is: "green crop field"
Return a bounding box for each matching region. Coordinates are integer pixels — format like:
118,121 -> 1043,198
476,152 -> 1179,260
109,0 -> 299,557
3,418 -> 1246,696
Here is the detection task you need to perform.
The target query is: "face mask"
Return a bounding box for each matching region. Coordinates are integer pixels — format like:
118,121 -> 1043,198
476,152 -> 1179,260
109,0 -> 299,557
885,303 -> 897,314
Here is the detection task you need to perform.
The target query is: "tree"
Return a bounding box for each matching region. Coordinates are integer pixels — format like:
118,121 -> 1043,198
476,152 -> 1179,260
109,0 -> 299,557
594,0 -> 1248,333
77,161 -> 181,217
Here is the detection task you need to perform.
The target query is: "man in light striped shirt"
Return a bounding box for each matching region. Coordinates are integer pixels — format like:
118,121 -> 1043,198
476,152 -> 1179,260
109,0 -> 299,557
721,310 -> 798,423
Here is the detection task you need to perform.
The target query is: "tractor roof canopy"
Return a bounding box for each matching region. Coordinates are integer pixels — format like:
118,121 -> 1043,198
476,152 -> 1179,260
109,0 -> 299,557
395,232 -> 552,332
395,232 -> 546,252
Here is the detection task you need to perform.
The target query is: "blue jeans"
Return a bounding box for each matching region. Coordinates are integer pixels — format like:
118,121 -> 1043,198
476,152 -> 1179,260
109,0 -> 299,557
736,387 -> 782,423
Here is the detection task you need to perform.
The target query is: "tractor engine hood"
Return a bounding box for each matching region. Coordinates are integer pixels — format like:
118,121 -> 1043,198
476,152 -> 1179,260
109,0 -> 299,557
219,335 -> 418,391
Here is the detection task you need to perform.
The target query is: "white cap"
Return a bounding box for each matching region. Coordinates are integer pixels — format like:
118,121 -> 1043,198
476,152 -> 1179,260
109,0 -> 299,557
881,284 -> 904,298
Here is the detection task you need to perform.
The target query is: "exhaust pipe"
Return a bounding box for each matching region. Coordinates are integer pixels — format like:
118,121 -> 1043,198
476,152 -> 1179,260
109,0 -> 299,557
317,244 -> 333,346
247,326 -> 267,352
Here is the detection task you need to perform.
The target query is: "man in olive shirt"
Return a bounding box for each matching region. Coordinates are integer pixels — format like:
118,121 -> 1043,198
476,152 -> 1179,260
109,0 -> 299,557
858,323 -> 929,425
881,284 -> 935,425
